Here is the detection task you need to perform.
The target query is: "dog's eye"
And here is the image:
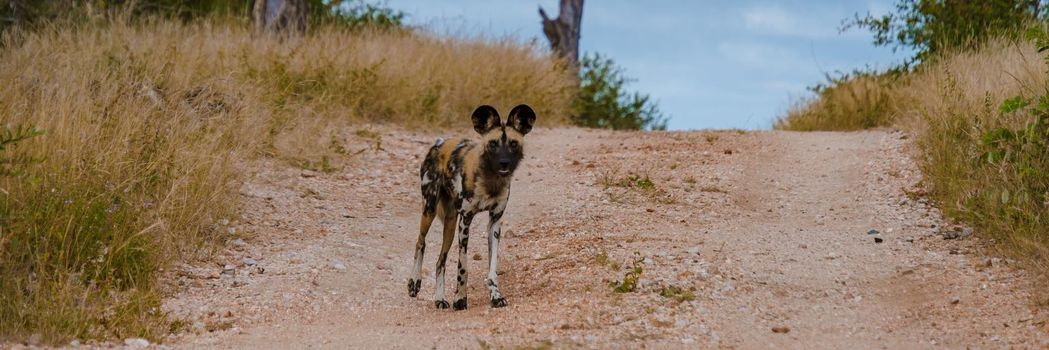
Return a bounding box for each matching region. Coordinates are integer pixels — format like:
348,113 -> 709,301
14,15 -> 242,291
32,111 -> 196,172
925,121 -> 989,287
488,140 -> 498,148
509,141 -> 519,148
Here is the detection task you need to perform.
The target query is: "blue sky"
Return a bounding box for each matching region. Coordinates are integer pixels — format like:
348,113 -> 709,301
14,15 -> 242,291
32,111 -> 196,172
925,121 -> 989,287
387,0 -> 913,130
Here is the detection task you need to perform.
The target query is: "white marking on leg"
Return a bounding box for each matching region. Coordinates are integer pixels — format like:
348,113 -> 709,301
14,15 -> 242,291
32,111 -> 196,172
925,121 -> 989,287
486,215 -> 503,300
454,213 -> 473,303
435,258 -> 447,302
411,242 -> 424,282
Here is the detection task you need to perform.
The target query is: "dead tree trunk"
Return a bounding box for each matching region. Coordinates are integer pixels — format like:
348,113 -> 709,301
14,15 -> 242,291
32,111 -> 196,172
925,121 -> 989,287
252,0 -> 308,35
539,0 -> 584,66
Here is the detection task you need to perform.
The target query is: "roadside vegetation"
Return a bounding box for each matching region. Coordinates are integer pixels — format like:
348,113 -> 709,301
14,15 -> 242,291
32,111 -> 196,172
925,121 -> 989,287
775,0 -> 1049,299
0,2 -> 575,344
573,53 -> 668,130
599,170 -> 676,205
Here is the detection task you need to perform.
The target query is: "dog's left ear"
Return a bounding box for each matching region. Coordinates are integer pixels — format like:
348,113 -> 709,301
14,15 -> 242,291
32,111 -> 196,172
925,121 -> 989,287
506,104 -> 536,135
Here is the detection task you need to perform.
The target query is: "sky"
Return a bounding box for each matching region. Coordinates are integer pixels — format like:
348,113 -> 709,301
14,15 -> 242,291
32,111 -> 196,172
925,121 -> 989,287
386,0 -> 913,130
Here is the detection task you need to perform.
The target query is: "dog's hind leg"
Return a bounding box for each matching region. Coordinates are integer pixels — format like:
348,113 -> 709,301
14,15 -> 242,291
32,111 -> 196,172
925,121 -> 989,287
408,196 -> 437,298
485,209 -> 508,308
433,201 -> 456,309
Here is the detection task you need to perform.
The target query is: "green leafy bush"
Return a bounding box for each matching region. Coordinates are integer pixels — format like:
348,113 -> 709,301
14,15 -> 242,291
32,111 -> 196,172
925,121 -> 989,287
782,1 -> 1049,131
312,0 -> 405,30
574,53 -> 667,131
919,89 -> 1049,286
844,0 -> 1043,65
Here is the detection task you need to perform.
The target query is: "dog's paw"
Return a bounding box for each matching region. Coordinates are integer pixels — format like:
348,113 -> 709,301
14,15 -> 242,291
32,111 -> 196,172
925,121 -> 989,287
452,297 -> 468,311
490,297 -> 508,308
407,279 -> 421,297
435,300 -> 450,309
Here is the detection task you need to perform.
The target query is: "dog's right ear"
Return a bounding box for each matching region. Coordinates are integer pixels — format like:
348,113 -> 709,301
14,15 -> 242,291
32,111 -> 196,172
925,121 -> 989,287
471,105 -> 501,134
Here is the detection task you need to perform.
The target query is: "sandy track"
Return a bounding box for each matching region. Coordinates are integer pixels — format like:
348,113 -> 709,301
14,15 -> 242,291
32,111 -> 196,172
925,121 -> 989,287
165,128 -> 1048,349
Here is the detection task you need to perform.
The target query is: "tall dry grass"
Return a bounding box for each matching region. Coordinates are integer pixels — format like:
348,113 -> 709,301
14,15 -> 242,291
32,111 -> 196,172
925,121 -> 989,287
902,39 -> 1049,287
0,18 -> 573,343
773,74 -> 897,131
777,37 -> 1049,299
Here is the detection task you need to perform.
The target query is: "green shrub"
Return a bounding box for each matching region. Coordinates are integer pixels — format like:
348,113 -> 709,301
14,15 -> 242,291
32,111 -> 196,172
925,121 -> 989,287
573,53 -> 667,131
917,33 -> 1049,284
844,0 -> 1043,65
919,90 -> 1049,287
311,0 -> 405,30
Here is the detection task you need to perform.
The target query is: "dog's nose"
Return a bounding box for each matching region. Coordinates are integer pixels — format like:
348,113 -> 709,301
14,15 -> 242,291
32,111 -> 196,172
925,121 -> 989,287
499,161 -> 510,169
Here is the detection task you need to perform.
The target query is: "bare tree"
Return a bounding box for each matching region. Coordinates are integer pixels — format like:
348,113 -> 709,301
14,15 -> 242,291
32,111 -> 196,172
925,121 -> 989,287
252,0 -> 308,35
539,0 -> 583,66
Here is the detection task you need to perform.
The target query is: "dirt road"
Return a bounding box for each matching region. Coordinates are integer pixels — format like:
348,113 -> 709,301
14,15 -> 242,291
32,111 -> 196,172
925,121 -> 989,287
166,128 -> 1049,349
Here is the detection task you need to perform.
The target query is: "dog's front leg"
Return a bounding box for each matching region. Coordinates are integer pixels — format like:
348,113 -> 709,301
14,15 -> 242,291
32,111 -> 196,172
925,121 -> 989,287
486,209 -> 508,308
452,210 -> 474,310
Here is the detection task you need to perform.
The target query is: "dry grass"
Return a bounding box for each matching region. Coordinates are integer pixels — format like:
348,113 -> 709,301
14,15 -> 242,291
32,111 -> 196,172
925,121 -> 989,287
598,169 -> 676,204
776,37 -> 1049,300
773,74 -> 897,131
0,17 -> 573,343
901,39 -> 1049,293
698,185 -> 727,193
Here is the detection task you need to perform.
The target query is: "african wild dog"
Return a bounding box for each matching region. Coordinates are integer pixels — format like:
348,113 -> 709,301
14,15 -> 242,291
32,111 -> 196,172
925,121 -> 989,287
407,104 -> 536,310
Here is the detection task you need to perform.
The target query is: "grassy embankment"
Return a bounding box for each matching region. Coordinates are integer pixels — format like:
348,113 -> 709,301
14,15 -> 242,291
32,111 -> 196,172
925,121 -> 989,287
776,36 -> 1049,298
0,18 -> 574,343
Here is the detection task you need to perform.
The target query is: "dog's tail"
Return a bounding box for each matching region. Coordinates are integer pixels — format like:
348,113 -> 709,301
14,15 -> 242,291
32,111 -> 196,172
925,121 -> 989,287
420,138 -> 444,179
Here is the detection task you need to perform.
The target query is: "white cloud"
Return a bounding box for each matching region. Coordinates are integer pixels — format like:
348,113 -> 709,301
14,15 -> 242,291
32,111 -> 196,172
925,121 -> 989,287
385,0 -> 910,130
716,41 -> 808,70
742,4 -> 833,39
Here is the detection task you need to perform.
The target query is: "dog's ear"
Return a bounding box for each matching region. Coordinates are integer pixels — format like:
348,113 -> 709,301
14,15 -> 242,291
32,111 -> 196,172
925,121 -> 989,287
506,104 -> 536,135
471,105 -> 501,134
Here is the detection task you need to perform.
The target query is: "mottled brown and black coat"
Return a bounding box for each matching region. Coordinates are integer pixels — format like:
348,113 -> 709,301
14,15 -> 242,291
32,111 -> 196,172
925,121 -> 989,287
408,104 -> 536,310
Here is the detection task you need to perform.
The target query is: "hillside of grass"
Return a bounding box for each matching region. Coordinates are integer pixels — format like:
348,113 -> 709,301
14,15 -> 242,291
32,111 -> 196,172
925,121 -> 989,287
0,17 -> 574,344
775,36 -> 1049,298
